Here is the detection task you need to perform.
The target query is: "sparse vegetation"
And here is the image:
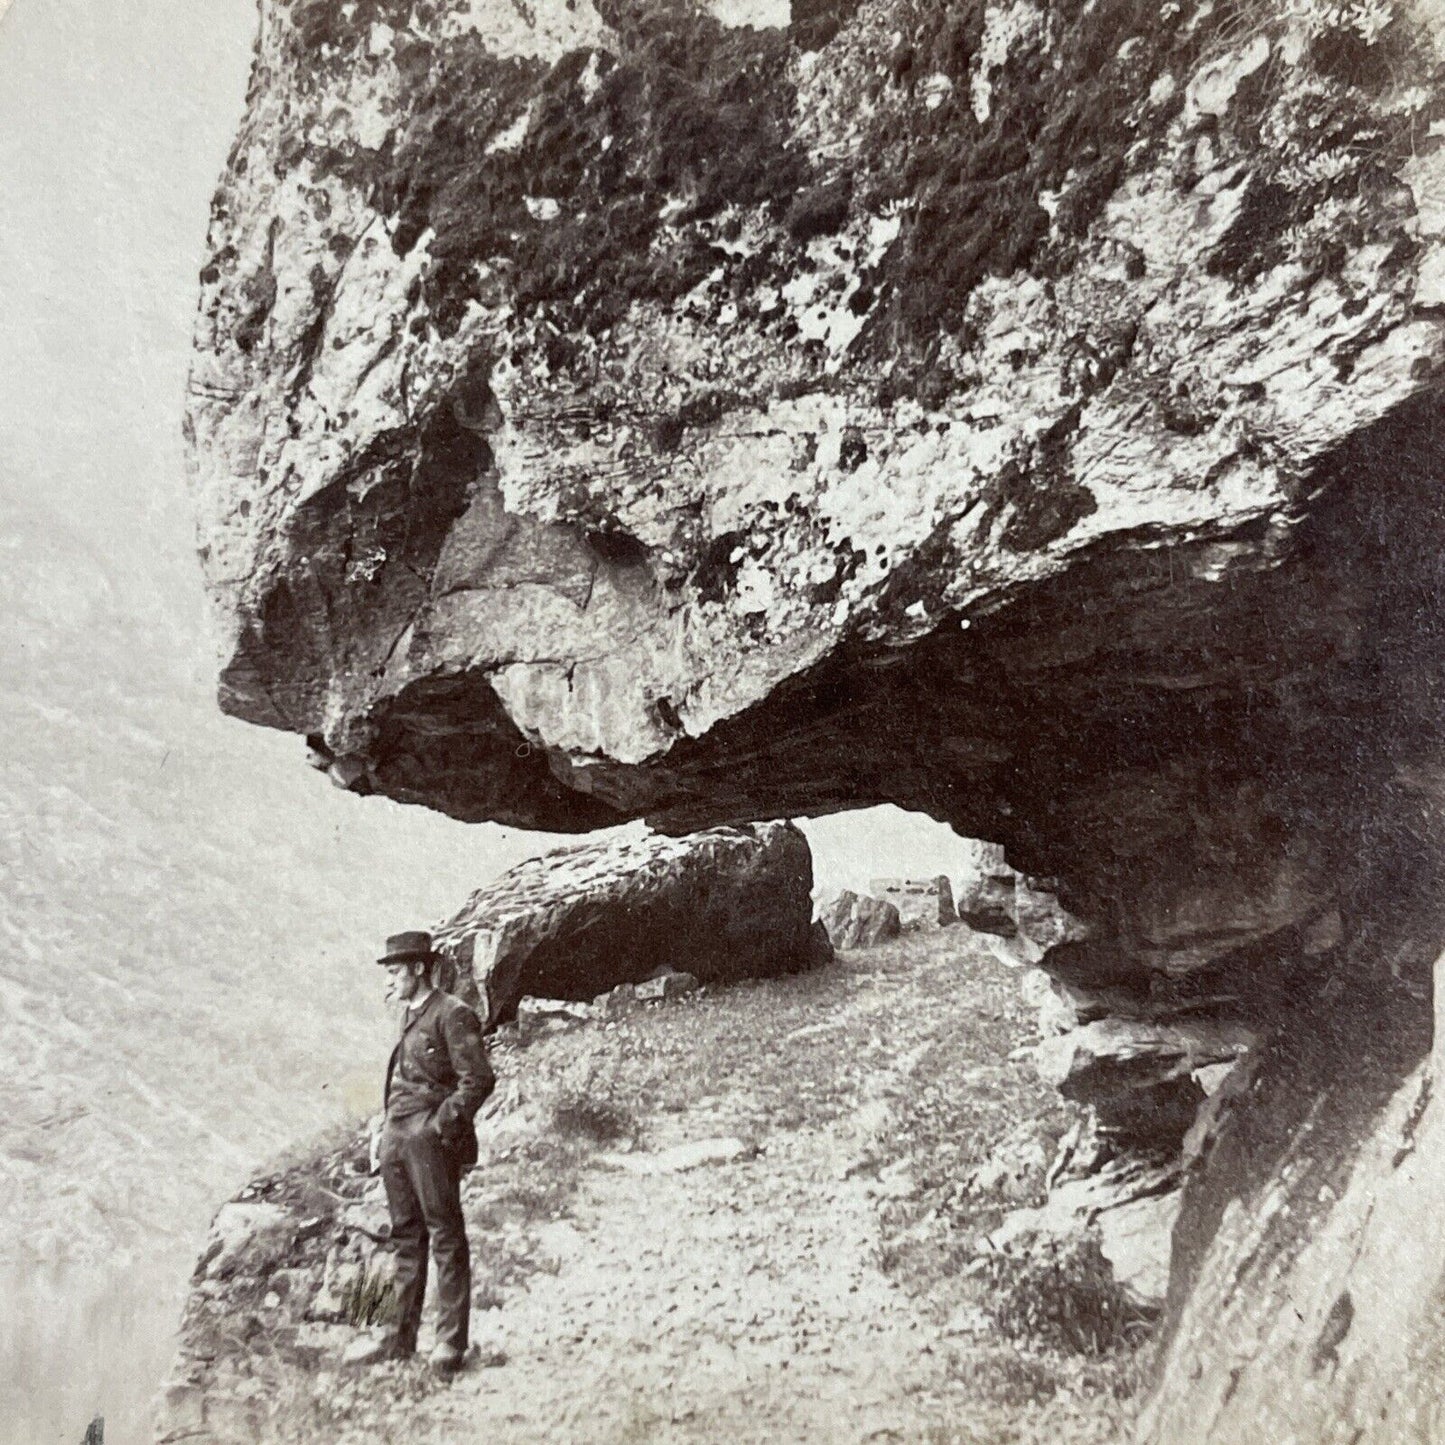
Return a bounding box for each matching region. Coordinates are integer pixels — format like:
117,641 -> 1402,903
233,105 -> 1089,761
244,1115 -> 371,1213
469,1134 -> 584,1231
972,1232 -> 1156,1357
340,1260 -> 396,1329
168,930 -> 1151,1443
316,2 -> 816,344
545,1058 -> 644,1148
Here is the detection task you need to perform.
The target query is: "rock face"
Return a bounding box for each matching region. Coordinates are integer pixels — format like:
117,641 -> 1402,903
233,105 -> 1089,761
433,822 -> 818,1025
1034,1017 -> 1256,1147
955,845 -> 1018,936
1138,941 -> 1445,1444
189,0 -> 1445,844
820,889 -> 902,949
991,1127 -> 1182,1309
159,1134 -> 393,1441
190,0 -> 1445,1433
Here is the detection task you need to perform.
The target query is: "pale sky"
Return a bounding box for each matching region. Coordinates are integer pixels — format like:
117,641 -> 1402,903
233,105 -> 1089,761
0,0 -> 256,600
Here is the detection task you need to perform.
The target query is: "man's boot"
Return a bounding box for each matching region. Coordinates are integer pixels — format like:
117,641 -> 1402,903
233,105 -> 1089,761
341,1329 -> 414,1367
428,1341 -> 466,1374
379,1329 -> 416,1360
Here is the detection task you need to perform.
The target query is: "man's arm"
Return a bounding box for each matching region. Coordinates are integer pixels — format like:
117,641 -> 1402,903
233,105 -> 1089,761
433,1004 -> 495,1133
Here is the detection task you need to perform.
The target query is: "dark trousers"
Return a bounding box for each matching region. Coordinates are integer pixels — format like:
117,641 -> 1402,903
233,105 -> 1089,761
379,1116 -> 470,1353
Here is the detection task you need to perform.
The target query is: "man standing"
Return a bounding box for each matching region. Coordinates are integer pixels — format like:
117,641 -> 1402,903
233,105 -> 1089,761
374,930 -> 494,1372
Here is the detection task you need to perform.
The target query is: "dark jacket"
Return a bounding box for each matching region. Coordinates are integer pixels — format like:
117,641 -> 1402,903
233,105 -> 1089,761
384,990 -> 495,1169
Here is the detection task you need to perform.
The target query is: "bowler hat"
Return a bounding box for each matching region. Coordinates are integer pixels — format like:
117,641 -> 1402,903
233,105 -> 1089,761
377,930 -> 438,965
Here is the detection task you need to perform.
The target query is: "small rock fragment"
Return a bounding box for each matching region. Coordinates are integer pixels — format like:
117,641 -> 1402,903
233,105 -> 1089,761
636,969 -> 700,1001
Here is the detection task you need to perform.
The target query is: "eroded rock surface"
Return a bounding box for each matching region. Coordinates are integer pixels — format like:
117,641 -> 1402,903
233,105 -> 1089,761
190,0 -> 1445,847
820,888 -> 902,949
433,821 -> 818,1025
190,0 -> 1445,1436
956,844 -> 1018,936
1139,938 -> 1445,1443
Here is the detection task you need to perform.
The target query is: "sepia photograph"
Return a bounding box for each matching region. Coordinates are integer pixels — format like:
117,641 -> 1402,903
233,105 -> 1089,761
3,0 -> 1445,1440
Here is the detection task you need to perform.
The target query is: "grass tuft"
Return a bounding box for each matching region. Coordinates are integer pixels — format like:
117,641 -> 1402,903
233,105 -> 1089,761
545,1056 -> 644,1148
339,1259 -> 396,1329
548,1091 -> 640,1147
973,1232 -> 1156,1358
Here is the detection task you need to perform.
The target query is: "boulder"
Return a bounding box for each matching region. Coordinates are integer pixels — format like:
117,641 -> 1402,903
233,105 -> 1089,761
196,1203 -> 294,1282
957,872 -> 1017,938
935,876 -> 958,926
803,918 -> 837,970
1097,1191 -> 1181,1310
635,968 -> 699,1001
433,823 -> 818,1026
819,890 -> 902,950
593,983 -> 640,1021
992,1112 -> 1187,1310
1012,877 -> 1083,955
991,1151 -> 1183,1310
955,842 -> 1017,935
516,996 -> 597,1038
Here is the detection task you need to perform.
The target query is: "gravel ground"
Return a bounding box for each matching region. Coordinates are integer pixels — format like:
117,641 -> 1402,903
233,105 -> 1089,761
170,929 -> 1145,1444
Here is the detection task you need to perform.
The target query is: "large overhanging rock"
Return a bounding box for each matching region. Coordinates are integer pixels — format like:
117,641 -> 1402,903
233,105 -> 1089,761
191,0 -> 1445,852
431,820 -> 821,1025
